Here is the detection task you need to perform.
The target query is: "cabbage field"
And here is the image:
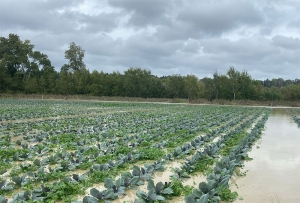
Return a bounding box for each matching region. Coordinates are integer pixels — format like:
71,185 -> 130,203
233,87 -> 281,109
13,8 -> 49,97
0,100 -> 272,203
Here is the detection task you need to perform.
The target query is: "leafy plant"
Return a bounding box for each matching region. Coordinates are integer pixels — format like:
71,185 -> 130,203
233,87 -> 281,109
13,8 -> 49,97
0,195 -> 8,203
170,179 -> 194,196
139,148 -> 165,160
217,186 -> 238,201
46,180 -> 85,202
135,179 -> 173,202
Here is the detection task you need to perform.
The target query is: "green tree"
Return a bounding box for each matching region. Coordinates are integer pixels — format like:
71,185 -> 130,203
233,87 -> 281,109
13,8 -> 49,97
201,77 -> 214,101
163,74 -> 186,98
227,67 -> 240,100
56,70 -> 75,95
238,70 -> 253,99
124,67 -> 152,97
184,74 -> 199,100
0,34 -> 55,93
24,76 -> 39,94
109,71 -> 124,96
0,34 -> 33,77
63,42 -> 85,72
212,70 -> 220,100
73,69 -> 90,94
39,66 -> 57,94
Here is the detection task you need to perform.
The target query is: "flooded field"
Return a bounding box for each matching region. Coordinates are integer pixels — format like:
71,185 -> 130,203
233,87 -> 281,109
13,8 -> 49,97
2,99 -> 300,202
231,108 -> 300,203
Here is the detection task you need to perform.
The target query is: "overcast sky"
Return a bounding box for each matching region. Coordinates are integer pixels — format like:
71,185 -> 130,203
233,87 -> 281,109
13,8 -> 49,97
1,0 -> 300,80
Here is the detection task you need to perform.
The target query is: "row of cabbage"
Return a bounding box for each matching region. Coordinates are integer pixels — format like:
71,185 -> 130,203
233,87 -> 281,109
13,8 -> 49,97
77,110 -> 266,203
77,109 -> 262,202
0,100 -> 270,202
1,105 -> 244,191
0,100 -> 172,121
287,109 -> 300,128
0,111 -> 262,203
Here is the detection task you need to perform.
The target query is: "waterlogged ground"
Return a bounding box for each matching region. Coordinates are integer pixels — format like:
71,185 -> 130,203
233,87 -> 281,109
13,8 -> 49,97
2,99 -> 300,203
231,108 -> 300,203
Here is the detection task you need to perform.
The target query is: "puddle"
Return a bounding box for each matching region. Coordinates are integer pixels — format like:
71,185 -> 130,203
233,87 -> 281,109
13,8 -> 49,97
231,108 -> 300,203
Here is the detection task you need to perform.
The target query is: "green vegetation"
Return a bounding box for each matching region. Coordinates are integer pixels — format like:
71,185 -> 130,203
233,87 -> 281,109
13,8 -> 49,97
170,179 -> 194,196
139,148 -> 165,160
0,100 -> 271,202
217,186 -> 238,202
193,157 -> 215,174
220,131 -> 247,156
46,180 -> 85,202
1,33 -> 300,101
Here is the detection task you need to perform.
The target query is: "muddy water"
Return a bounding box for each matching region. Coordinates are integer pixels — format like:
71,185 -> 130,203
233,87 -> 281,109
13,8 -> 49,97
231,108 -> 300,203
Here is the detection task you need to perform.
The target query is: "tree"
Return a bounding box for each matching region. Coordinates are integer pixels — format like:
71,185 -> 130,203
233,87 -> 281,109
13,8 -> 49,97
212,70 -> 220,100
124,67 -> 152,98
0,60 -> 11,92
39,65 -> 56,94
0,34 -> 55,92
227,67 -> 240,100
63,42 -> 85,72
238,70 -> 253,99
163,75 -> 186,98
184,74 -> 199,100
201,77 -> 214,101
0,34 -> 33,77
73,69 -> 90,94
109,71 -> 124,96
218,74 -> 231,100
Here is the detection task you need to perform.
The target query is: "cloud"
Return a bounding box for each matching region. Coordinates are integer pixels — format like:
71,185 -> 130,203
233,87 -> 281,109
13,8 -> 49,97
1,0 -> 300,80
108,0 -> 171,27
177,1 -> 263,36
272,35 -> 300,50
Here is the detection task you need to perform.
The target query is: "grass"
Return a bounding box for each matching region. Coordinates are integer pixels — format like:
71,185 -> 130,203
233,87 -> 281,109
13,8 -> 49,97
139,147 -> 165,160
217,186 -> 238,202
220,131 -> 247,156
46,180 -> 85,202
193,156 -> 215,174
170,179 -> 195,197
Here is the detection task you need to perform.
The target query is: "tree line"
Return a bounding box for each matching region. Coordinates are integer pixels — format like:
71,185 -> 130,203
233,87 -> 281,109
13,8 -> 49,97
1,34 -> 300,101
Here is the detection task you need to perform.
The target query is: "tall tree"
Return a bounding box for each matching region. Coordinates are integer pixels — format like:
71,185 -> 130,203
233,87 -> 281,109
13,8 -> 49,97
238,70 -> 253,99
0,34 -> 54,92
212,70 -> 220,100
0,60 -> 11,92
124,67 -> 152,97
164,75 -> 186,98
227,67 -> 240,100
0,34 -> 33,78
63,42 -> 85,72
184,74 -> 199,100
201,77 -> 214,101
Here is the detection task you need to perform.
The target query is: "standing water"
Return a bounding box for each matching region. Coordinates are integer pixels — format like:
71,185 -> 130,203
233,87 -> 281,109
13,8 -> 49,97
231,108 -> 300,203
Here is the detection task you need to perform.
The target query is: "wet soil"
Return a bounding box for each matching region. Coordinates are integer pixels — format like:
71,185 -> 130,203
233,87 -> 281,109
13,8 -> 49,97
231,108 -> 300,203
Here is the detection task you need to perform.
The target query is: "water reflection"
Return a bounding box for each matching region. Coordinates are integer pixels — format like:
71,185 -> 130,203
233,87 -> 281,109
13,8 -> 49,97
232,108 -> 300,203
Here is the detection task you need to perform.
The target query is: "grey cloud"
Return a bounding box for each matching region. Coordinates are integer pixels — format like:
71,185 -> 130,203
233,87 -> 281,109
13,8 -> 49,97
272,35 -> 300,50
181,39 -> 201,53
122,34 -> 182,58
177,1 -> 263,36
289,21 -> 300,29
108,0 -> 171,27
83,33 -> 123,56
0,0 -> 118,33
1,0 -> 300,80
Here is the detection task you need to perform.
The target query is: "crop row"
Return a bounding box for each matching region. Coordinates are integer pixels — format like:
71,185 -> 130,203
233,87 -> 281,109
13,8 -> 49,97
0,100 -> 174,121
1,106 -> 248,181
287,109 -> 300,128
0,101 -> 270,203
75,110 -> 267,202
128,111 -> 269,203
